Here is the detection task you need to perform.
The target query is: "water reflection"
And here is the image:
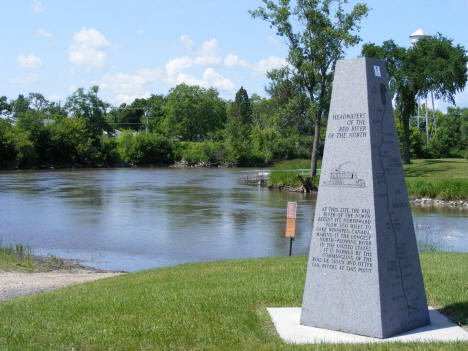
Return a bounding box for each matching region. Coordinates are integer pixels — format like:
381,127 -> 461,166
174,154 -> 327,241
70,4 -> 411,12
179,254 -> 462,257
0,168 -> 466,272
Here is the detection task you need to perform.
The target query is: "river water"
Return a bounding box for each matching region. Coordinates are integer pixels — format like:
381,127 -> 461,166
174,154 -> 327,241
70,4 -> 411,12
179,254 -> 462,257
0,168 -> 466,272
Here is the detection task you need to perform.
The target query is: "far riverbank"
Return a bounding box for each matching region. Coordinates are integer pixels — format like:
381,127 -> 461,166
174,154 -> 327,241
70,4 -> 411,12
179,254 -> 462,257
268,158 -> 468,203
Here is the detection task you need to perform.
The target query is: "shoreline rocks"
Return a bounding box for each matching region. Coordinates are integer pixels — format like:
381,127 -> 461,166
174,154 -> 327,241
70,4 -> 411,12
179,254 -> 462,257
170,160 -> 234,168
410,198 -> 468,210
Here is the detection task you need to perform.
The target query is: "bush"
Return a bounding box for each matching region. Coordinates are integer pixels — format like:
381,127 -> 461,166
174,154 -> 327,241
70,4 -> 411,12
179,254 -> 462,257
178,141 -> 227,164
0,121 -> 16,168
99,136 -> 120,165
118,132 -> 173,165
13,131 -> 37,167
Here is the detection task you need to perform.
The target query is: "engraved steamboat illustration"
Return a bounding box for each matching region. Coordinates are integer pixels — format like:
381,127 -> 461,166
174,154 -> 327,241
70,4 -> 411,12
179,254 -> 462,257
323,162 -> 366,188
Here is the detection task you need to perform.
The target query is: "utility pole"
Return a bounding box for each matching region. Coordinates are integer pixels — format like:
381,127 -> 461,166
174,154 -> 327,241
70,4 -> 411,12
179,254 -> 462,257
122,107 -> 149,134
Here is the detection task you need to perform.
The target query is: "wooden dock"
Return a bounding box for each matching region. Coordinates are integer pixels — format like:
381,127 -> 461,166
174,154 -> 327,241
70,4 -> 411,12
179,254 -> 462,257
239,170 -> 271,185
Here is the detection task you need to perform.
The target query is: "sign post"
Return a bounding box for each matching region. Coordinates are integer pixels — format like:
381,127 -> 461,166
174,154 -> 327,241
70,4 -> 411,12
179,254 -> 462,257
285,202 -> 297,256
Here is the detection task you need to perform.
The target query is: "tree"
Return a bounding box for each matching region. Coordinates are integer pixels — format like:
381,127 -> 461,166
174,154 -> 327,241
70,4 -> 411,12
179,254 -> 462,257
461,109 -> 468,147
0,118 -> 16,168
0,96 -> 10,117
251,0 -> 369,177
362,34 -> 467,163
11,94 -> 30,116
28,93 -> 49,111
265,66 -> 312,135
65,86 -> 110,138
48,117 -> 95,165
162,84 -> 226,141
229,87 -> 252,126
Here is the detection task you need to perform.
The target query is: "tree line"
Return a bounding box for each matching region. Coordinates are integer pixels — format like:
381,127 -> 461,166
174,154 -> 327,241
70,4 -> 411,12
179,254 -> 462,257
0,84 -> 316,169
1,81 -> 467,170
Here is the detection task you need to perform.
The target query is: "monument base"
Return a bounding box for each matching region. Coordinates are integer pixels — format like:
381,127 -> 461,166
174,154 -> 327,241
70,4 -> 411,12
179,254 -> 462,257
267,307 -> 468,344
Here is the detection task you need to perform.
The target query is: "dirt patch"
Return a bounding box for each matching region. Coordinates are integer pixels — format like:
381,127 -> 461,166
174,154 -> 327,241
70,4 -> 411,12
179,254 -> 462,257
0,255 -> 126,301
0,271 -> 124,301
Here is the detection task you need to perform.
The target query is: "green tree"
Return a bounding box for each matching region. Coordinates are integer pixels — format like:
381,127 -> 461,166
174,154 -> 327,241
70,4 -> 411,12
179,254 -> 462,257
146,94 -> 166,133
48,117 -> 96,165
65,86 -> 110,138
162,84 -> 226,141
362,34 -> 467,163
28,93 -> 49,111
11,94 -> 30,116
251,0 -> 369,177
0,119 -> 16,168
229,87 -> 252,126
458,108 -> 468,157
265,67 -> 312,135
117,132 -> 173,165
0,96 -> 10,117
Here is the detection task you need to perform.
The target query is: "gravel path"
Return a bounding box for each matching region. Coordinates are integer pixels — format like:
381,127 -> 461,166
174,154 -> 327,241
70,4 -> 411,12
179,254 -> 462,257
0,271 -> 123,301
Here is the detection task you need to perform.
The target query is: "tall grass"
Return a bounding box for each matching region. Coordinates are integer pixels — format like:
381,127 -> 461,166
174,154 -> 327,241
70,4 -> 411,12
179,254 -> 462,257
406,178 -> 468,200
0,237 -> 34,271
268,159 -> 320,187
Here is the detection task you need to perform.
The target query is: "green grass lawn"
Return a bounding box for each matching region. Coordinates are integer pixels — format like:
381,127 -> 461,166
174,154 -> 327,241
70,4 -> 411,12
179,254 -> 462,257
1,253 -> 467,350
404,159 -> 468,200
269,158 -> 468,200
403,159 -> 468,178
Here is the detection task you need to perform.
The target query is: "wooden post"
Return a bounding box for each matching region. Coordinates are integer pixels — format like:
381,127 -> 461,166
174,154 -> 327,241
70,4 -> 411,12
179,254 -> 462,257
285,202 -> 297,256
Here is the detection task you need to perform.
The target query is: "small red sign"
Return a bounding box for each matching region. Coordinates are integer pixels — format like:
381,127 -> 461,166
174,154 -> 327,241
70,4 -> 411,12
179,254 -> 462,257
287,202 -> 297,219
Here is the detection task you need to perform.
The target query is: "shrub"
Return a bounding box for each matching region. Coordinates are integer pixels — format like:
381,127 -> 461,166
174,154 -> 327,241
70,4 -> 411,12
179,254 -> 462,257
118,132 -> 173,165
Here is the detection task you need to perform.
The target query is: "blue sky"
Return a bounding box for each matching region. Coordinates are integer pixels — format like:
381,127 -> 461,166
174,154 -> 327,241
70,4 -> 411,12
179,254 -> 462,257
1,0 -> 468,110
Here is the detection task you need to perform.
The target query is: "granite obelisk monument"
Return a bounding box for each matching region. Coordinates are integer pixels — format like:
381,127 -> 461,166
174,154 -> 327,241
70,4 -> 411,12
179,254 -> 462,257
300,58 -> 430,338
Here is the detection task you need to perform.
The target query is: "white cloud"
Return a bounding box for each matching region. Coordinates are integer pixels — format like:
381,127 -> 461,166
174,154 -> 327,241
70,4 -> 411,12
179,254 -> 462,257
99,68 -> 163,104
165,56 -> 193,77
32,0 -> 43,14
36,28 -> 53,38
165,67 -> 235,93
180,34 -> 194,51
9,73 -> 40,84
136,29 -> 144,36
178,35 -> 223,66
202,68 -> 235,91
100,69 -> 162,94
224,54 -> 249,68
114,92 -> 151,105
194,38 -> 222,66
69,28 -> 110,69
166,72 -> 202,87
17,54 -> 42,68
253,56 -> 289,75
73,28 -> 109,48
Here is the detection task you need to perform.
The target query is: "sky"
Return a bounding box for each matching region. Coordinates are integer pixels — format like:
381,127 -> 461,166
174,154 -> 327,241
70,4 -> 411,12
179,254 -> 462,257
1,0 -> 468,111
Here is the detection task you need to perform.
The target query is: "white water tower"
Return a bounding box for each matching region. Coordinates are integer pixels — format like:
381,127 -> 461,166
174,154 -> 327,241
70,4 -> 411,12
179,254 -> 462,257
409,28 -> 437,144
410,28 -> 430,47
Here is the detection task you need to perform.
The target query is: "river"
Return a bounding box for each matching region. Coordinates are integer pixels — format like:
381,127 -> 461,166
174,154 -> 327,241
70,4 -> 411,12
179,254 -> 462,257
0,168 -> 466,272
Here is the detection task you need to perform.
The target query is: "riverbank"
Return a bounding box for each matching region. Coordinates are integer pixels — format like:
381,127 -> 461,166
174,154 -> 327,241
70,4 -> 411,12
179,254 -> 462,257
0,240 -> 125,273
0,271 -> 124,301
268,159 -> 468,202
0,253 -> 466,350
268,184 -> 468,209
0,253 -> 125,301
